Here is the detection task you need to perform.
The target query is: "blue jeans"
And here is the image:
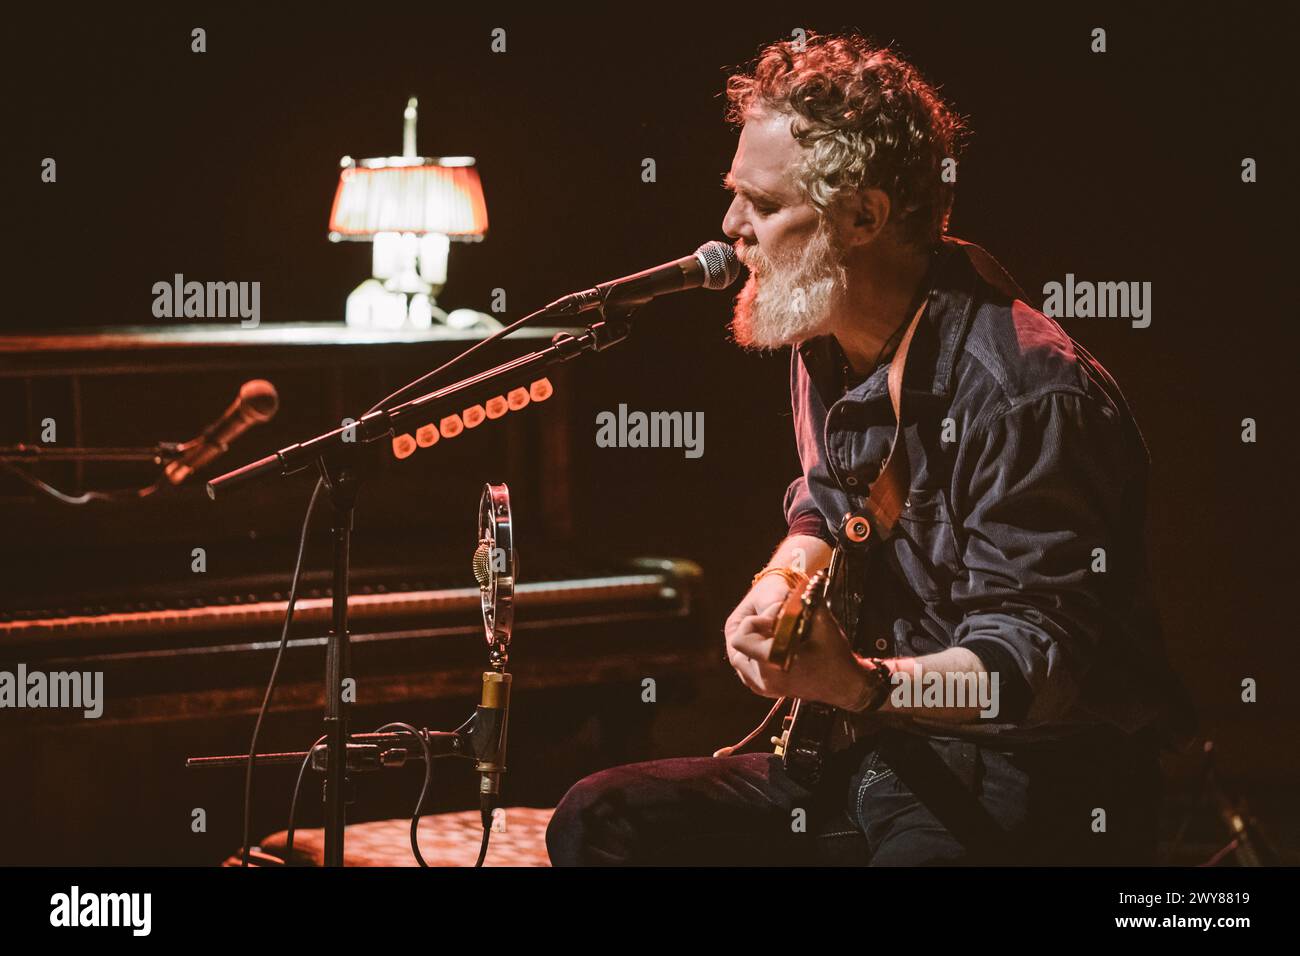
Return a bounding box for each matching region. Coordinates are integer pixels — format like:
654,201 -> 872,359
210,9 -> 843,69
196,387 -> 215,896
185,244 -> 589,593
545,727 -> 1161,865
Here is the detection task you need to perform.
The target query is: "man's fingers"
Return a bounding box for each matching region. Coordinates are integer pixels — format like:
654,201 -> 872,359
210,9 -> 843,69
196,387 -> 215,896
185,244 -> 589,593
726,640 -> 786,698
726,647 -> 762,692
727,645 -> 785,697
726,609 -> 778,660
752,609 -> 779,639
731,626 -> 775,660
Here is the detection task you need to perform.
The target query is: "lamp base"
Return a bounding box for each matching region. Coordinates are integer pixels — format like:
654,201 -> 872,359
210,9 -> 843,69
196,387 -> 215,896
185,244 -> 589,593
345,283 -> 447,330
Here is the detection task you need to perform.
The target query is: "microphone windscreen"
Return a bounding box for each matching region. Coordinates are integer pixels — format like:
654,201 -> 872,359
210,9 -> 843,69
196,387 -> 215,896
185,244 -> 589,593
238,379 -> 280,422
694,241 -> 742,290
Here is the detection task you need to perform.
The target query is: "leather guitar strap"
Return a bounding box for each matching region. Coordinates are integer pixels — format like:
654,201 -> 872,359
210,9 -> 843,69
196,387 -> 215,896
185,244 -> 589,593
861,295 -> 928,538
864,239 -> 1024,535
838,240 -> 1016,648
834,296 -> 929,651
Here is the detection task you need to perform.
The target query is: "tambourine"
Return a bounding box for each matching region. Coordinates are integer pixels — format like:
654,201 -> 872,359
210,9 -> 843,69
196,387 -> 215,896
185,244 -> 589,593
472,483 -> 515,650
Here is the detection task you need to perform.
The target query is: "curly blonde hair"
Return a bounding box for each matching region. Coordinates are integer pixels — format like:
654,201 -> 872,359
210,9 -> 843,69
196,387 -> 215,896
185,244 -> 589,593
725,32 -> 965,248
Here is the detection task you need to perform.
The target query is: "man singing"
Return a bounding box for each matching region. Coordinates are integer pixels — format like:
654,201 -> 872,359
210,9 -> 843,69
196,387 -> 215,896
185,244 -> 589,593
546,32 -> 1195,866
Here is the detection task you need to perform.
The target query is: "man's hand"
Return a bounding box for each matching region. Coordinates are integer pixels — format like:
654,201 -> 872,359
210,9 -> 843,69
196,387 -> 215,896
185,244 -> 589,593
724,572 -> 792,637
725,598 -> 869,709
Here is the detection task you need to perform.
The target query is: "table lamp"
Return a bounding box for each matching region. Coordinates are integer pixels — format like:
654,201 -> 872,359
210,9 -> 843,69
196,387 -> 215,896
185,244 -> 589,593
328,97 -> 488,329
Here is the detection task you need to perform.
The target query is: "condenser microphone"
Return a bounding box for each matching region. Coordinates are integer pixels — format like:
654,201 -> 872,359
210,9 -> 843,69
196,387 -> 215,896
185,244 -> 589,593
540,240 -> 742,318
476,671 -> 511,829
164,379 -> 279,486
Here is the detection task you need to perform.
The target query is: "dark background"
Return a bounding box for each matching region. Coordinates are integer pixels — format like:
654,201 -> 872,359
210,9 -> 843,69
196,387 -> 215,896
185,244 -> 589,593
6,2 -> 1297,861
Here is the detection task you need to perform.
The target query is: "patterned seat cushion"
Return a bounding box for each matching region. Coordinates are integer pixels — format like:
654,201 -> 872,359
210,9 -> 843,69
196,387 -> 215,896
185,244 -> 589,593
242,807 -> 553,867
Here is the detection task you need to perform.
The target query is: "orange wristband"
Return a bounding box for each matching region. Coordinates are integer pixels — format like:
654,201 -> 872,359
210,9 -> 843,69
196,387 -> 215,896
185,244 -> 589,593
751,566 -> 809,593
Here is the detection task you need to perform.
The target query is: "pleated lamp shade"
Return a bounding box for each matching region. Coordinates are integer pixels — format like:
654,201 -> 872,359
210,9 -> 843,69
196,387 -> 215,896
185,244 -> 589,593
328,157 -> 488,240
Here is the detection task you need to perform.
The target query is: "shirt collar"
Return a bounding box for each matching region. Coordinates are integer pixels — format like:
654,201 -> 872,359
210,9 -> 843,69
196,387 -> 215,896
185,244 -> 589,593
796,236 -> 982,406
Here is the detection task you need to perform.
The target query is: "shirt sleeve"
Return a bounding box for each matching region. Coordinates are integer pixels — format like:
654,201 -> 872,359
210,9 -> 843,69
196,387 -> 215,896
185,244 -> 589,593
950,388 -> 1130,724
784,475 -> 835,544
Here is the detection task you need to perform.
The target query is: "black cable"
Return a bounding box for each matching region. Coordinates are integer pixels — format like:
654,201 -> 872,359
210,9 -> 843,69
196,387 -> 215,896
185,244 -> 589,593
281,724 -> 496,868
445,713 -> 494,868
284,733 -> 329,862
373,723 -> 435,866
475,824 -> 491,867
362,305 -> 553,418
240,477 -> 323,867
0,460 -> 160,505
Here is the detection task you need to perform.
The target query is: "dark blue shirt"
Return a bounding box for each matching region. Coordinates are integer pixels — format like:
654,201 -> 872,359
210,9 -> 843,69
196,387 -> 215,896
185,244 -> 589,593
784,237 -> 1196,743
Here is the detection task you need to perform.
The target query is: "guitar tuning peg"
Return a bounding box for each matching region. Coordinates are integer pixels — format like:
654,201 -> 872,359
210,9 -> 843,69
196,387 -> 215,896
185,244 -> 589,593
529,378 -> 553,402
415,424 -> 439,448
507,387 -> 530,411
463,404 -> 486,428
485,396 -> 509,419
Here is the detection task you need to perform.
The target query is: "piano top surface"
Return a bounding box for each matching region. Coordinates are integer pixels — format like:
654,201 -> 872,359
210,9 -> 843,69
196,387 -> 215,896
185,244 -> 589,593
0,322 -> 578,352
0,322 -> 584,377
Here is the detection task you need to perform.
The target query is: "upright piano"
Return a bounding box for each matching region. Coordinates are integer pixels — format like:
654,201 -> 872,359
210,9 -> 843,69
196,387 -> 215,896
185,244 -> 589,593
0,324 -> 711,864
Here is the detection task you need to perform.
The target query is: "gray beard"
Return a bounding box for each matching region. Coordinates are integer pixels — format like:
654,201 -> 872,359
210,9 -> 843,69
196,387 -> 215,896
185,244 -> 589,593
730,225 -> 847,349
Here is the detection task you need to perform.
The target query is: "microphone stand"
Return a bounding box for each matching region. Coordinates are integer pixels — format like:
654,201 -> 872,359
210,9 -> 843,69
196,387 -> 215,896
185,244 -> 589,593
318,450 -> 358,868
0,443 -> 187,504
198,305 -> 638,866
0,443 -> 182,463
186,731 -> 464,771
207,310 -> 635,496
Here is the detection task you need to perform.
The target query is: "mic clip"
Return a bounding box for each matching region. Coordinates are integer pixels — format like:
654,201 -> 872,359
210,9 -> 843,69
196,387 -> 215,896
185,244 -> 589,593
458,702 -> 508,767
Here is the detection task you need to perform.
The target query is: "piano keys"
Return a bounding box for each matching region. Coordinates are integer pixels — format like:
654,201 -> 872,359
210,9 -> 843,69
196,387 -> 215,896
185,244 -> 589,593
0,557 -> 705,727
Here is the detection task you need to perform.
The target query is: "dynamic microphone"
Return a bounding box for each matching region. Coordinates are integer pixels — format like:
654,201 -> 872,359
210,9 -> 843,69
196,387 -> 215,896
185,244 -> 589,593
540,240 -> 742,318
164,379 -> 280,486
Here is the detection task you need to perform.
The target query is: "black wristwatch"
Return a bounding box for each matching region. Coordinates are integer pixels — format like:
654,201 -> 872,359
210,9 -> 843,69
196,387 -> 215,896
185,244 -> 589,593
848,657 -> 893,713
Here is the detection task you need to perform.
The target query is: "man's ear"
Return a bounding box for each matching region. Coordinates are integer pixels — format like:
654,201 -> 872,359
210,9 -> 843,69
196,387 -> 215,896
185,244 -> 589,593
844,188 -> 892,247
